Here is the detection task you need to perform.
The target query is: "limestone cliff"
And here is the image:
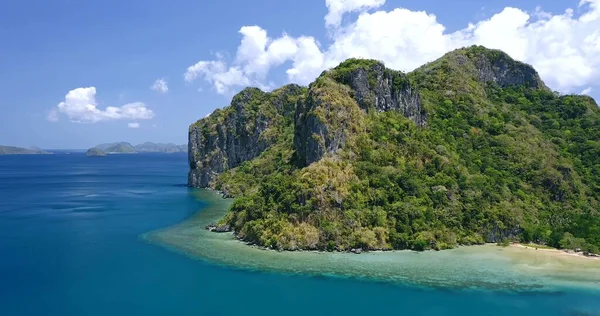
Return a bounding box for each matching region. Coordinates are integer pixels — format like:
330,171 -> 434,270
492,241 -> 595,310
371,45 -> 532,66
294,59 -> 426,166
188,85 -> 305,187
190,45 -> 551,186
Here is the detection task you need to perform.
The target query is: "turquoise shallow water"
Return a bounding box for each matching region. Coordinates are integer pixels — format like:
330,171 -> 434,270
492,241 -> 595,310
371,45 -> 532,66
1,153 -> 599,315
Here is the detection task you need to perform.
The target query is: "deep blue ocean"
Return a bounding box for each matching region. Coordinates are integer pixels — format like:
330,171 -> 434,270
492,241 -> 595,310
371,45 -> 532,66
1,153 -> 599,316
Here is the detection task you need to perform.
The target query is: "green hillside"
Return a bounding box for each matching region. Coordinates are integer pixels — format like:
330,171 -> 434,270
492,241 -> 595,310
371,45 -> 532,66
189,46 -> 600,253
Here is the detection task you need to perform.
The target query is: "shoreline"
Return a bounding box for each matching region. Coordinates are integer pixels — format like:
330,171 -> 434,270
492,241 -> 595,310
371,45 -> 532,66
511,243 -> 600,261
142,189 -> 600,292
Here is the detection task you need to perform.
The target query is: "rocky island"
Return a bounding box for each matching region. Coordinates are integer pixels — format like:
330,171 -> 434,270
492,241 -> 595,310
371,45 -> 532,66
187,46 -> 600,254
86,147 -> 106,157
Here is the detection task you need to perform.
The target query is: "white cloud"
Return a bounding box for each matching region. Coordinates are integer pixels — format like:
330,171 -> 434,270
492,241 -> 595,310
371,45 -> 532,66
325,0 -> 386,28
184,28 -> 322,94
185,0 -> 600,95
185,59 -> 251,94
47,109 -> 59,122
581,87 -> 592,95
49,87 -> 155,123
128,122 -> 140,128
151,78 -> 168,93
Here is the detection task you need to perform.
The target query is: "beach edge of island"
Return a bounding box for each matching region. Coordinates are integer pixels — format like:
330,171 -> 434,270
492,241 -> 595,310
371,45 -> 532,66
141,188 -> 600,292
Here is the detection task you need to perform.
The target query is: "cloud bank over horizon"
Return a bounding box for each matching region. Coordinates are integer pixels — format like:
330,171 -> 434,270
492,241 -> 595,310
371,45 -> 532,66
48,87 -> 155,124
184,0 -> 600,96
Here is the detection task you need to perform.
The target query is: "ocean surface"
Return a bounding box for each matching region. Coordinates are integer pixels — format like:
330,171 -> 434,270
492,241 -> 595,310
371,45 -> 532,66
1,153 -> 599,316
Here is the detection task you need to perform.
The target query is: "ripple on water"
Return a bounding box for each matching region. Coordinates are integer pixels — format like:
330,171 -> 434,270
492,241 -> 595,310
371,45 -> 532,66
143,189 -> 600,293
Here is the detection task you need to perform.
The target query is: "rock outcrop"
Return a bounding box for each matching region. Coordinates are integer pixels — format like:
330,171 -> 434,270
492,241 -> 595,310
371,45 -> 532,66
293,78 -> 365,167
417,45 -> 549,93
466,46 -> 547,90
294,60 -> 425,166
188,85 -> 305,187
340,61 -> 425,125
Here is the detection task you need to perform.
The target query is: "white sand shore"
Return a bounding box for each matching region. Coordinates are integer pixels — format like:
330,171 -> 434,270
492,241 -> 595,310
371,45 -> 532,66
511,243 -> 600,261
143,189 -> 600,291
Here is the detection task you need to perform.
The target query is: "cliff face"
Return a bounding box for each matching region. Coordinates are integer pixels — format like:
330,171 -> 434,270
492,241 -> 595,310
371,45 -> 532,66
467,47 -> 547,90
415,45 -> 549,95
189,46 -> 552,187
188,85 -> 305,187
343,61 -> 425,124
293,78 -> 365,167
294,60 -> 426,166
189,59 -> 428,180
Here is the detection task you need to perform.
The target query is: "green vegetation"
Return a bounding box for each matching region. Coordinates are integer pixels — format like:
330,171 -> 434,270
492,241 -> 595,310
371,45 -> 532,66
104,143 -> 136,153
0,145 -> 52,155
497,239 -> 510,247
197,46 -> 599,253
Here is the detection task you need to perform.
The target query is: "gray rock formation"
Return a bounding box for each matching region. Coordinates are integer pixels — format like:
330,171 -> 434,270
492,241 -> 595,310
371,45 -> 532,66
485,226 -> 522,243
188,85 -> 304,187
293,83 -> 362,167
344,62 -> 426,125
294,60 -> 426,166
470,49 -> 547,90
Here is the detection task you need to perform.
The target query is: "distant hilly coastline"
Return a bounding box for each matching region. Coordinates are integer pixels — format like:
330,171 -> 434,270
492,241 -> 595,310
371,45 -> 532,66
0,145 -> 52,155
88,142 -> 187,155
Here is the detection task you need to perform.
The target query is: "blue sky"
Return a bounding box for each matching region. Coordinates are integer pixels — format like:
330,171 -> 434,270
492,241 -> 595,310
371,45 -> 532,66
0,0 -> 598,149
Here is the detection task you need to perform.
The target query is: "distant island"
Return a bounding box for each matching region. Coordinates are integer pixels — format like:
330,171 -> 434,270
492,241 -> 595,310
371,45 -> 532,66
87,142 -> 187,155
187,45 -> 600,255
94,142 -> 137,154
0,145 -> 52,155
133,142 -> 187,153
86,147 -> 106,157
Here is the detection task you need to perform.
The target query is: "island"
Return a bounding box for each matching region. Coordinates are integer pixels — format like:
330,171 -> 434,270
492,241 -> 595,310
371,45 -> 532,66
94,142 -> 136,154
186,45 -> 600,255
86,147 -> 106,157
134,142 -> 187,153
0,145 -> 52,155
89,142 -> 187,154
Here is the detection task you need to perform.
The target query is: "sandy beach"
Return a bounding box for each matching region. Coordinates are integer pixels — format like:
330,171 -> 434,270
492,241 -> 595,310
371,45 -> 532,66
511,243 -> 600,261
143,189 -> 600,292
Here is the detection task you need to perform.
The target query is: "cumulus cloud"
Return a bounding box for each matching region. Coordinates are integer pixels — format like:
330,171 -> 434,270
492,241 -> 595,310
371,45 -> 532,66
581,87 -> 593,95
184,27 -> 322,94
325,0 -> 386,28
185,0 -> 600,95
128,122 -> 140,128
49,87 -> 155,123
151,78 -> 168,93
185,59 -> 251,94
